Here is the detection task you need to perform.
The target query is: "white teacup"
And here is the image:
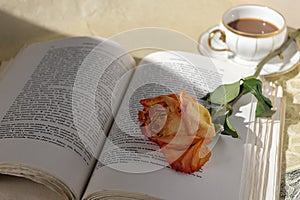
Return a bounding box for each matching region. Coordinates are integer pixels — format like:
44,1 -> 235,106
208,5 -> 287,61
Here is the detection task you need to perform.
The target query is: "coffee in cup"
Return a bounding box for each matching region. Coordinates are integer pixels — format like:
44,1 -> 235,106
208,5 -> 287,61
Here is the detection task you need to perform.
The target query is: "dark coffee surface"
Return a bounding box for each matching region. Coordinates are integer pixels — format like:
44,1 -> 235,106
228,18 -> 278,34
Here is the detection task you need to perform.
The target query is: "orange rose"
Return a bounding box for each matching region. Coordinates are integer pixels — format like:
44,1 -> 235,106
138,91 -> 215,173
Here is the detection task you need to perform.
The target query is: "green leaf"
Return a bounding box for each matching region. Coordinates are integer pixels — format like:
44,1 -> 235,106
221,115 -> 239,138
242,77 -> 275,118
211,105 -> 228,121
256,101 -> 276,117
202,77 -> 275,140
202,80 -> 241,105
241,77 -> 262,94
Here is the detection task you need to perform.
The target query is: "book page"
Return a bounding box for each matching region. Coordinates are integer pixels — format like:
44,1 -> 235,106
0,37 -> 135,199
239,83 -> 284,200
84,51 -> 255,200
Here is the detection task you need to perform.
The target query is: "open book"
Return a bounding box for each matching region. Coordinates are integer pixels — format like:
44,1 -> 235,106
0,37 -> 284,200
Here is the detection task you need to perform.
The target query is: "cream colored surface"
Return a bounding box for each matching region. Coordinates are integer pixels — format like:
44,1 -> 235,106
285,74 -> 300,172
0,0 -> 232,61
0,0 -> 300,199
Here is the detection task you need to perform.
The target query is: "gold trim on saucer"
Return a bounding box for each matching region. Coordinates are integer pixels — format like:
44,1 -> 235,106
261,57 -> 299,78
197,26 -> 300,78
261,28 -> 300,78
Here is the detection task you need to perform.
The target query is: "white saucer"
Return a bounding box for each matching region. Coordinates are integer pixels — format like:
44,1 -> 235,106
198,26 -> 300,76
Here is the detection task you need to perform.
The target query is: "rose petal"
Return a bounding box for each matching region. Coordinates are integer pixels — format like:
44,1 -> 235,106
161,138 -> 211,173
138,90 -> 216,173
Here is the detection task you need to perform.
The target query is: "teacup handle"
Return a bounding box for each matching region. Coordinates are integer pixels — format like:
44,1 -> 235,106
208,29 -> 231,52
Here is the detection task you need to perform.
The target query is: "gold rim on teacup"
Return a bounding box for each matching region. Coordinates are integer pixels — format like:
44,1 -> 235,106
222,5 -> 286,38
208,4 -> 288,60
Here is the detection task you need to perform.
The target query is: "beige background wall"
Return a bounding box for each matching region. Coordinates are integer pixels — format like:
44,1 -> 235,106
1,0 -> 299,61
